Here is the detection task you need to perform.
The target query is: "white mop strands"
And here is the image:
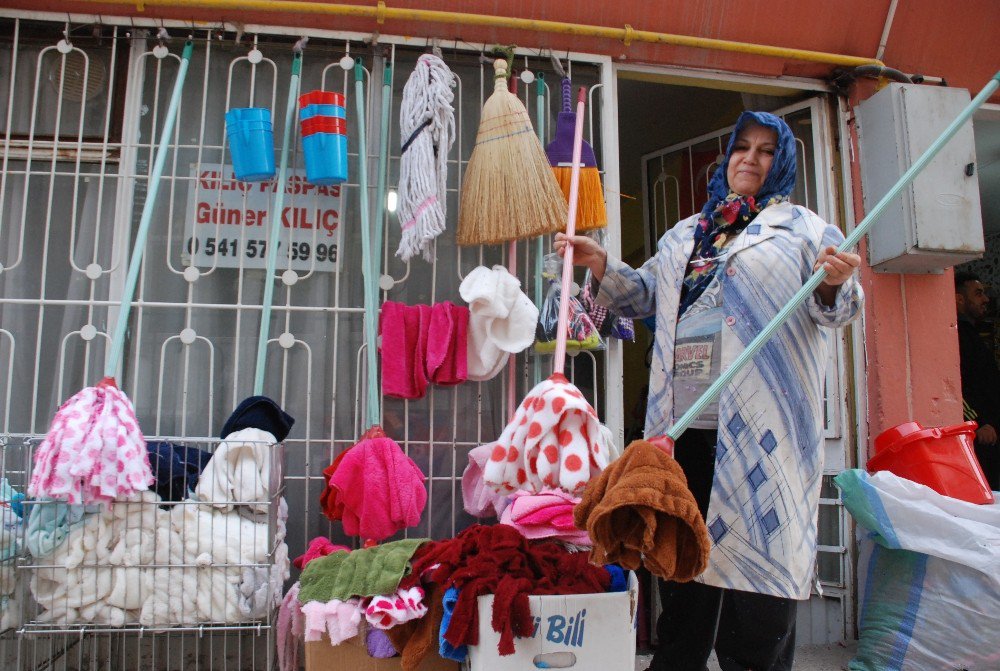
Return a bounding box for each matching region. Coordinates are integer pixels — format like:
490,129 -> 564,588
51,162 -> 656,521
395,54 -> 456,263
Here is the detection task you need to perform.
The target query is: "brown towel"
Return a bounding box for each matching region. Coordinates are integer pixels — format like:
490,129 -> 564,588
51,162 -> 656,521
573,439 -> 711,582
385,581 -> 446,671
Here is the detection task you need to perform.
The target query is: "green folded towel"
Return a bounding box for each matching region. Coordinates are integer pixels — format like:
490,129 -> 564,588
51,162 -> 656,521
298,537 -> 428,604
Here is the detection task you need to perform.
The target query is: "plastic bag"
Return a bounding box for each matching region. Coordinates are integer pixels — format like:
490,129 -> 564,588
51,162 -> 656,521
577,230 -> 634,341
534,253 -> 603,354
836,469 -> 1000,670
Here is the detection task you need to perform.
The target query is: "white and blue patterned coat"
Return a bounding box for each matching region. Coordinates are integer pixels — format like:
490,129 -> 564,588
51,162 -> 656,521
597,201 -> 863,599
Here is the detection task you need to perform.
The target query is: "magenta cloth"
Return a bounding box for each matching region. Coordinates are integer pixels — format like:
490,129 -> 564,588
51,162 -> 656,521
380,301 -> 427,400
500,489 -> 591,545
29,380 -> 153,504
329,428 -> 428,542
462,443 -> 510,518
293,537 -> 351,570
426,302 -> 469,386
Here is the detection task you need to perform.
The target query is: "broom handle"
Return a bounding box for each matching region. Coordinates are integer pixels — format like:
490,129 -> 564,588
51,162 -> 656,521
253,51 -> 302,396
561,77 -> 572,113
533,73 -> 546,386
553,87 -> 587,376
105,41 -> 194,379
354,60 -> 380,426
668,71 -> 1000,441
373,64 -> 392,310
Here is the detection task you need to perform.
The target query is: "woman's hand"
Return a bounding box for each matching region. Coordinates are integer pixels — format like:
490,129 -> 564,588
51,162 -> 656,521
814,245 -> 861,306
554,232 -> 608,282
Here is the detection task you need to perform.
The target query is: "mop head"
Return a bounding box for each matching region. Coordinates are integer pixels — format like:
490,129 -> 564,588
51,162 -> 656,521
482,373 -> 613,494
29,379 -> 153,505
456,59 -> 568,246
546,77 -> 607,231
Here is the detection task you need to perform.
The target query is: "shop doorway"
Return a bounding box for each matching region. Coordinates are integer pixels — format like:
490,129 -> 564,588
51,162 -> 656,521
615,70 -> 857,647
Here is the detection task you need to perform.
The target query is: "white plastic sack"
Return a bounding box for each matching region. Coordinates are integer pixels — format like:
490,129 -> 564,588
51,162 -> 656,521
836,469 -> 1000,671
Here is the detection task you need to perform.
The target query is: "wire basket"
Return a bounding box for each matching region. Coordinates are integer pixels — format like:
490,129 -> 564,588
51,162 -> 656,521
16,435 -> 288,636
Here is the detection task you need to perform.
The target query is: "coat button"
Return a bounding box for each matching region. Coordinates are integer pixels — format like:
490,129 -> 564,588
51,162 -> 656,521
726,266 -> 736,276
725,315 -> 736,326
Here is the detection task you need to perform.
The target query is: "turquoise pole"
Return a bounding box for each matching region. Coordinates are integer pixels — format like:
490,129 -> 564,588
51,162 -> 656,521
533,73 -> 546,386
669,72 -> 1000,440
253,51 -> 302,395
106,41 -> 194,379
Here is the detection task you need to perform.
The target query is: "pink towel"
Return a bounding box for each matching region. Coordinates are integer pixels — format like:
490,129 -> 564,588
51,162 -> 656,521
293,537 -> 351,570
426,302 -> 469,386
277,583 -> 305,671
462,443 -> 510,518
380,301 -> 427,400
329,427 -> 428,541
500,489 -> 591,545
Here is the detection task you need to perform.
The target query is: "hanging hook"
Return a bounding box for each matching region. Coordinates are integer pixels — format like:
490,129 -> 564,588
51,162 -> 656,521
432,37 -> 443,59
550,51 -> 567,78
292,35 -> 308,54
340,39 -> 355,71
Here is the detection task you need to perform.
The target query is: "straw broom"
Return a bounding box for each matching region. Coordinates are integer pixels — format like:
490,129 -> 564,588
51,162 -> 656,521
457,59 -> 567,246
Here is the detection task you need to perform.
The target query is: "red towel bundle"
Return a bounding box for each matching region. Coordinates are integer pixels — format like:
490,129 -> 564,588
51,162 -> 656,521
379,301 -> 469,399
404,524 -> 609,656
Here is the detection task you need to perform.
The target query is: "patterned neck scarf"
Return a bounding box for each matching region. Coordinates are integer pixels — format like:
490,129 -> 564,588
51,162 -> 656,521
678,191 -> 787,316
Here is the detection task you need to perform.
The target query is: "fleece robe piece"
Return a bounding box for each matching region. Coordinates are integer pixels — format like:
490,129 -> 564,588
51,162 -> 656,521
405,524 -> 609,656
385,580 -> 449,671
365,586 -> 428,629
297,538 -> 427,605
461,444 -> 510,518
460,265 -> 539,381
293,537 -> 351,570
499,489 -> 590,545
483,373 -> 612,495
573,439 -> 710,583
328,427 -> 428,542
300,598 -> 362,644
29,383 -> 153,504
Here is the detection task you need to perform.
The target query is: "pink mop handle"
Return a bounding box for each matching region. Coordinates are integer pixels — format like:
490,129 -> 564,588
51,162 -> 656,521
508,239 -> 518,420
553,87 -> 587,376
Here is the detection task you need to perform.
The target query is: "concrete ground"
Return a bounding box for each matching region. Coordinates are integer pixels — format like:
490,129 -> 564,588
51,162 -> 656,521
635,641 -> 858,670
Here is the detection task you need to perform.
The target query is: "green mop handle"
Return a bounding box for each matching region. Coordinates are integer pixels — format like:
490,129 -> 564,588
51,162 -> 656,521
354,60 -> 380,425
372,64 -> 392,292
669,71 -> 1000,440
105,40 -> 194,380
534,73 -> 546,386
253,51 -> 302,396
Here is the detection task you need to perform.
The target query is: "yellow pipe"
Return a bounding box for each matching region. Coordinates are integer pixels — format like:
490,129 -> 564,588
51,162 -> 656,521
75,0 -> 884,69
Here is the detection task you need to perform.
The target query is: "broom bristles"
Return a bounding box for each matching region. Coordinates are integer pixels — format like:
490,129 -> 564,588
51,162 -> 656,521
457,60 -> 568,246
552,167 -> 607,231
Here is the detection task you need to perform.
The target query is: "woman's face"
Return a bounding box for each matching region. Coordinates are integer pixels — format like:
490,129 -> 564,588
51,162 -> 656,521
726,123 -> 778,198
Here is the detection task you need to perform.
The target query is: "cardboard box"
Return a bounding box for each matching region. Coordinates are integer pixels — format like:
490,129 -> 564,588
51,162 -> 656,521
467,572 -> 639,671
306,633 -> 460,671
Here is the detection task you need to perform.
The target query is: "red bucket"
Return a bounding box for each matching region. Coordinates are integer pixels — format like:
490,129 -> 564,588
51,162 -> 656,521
300,117 -> 347,137
867,421 -> 995,504
299,90 -> 345,108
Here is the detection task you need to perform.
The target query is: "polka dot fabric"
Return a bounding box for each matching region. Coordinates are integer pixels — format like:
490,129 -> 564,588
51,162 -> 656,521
483,373 -> 611,494
363,586 -> 428,630
29,383 -> 153,505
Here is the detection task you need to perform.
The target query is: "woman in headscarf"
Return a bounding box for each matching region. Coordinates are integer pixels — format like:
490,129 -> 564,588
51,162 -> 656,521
556,111 -> 863,670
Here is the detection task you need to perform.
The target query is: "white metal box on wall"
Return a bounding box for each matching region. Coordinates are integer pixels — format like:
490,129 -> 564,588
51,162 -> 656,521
857,83 -> 983,273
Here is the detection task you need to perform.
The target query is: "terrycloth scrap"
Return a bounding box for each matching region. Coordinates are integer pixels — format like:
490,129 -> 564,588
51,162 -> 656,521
195,427 -> 275,513
298,538 -> 427,605
220,395 -> 295,442
386,580 -> 448,671
320,448 -> 352,522
277,583 -> 305,671
300,598 -> 362,644
380,301 -> 428,400
573,439 -> 710,583
365,586 -> 428,630
460,265 -> 539,382
146,442 -> 212,503
461,444 -> 510,518
367,627 -> 398,658
405,524 -> 609,656
24,499 -> 99,557
499,489 -> 590,545
328,427 -> 427,542
483,373 -> 612,495
29,383 -> 153,504
439,587 -> 467,662
426,302 -> 469,386
293,537 -> 351,570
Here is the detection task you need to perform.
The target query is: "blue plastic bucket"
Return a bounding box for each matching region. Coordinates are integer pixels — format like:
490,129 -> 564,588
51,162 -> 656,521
299,104 -> 347,121
226,111 -> 276,182
302,132 -> 348,185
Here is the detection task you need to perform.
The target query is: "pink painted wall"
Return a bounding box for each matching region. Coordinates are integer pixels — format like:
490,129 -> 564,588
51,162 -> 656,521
847,86 -> 964,456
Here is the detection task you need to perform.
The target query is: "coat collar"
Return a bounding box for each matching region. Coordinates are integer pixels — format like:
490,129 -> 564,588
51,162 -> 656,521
727,201 -> 796,256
